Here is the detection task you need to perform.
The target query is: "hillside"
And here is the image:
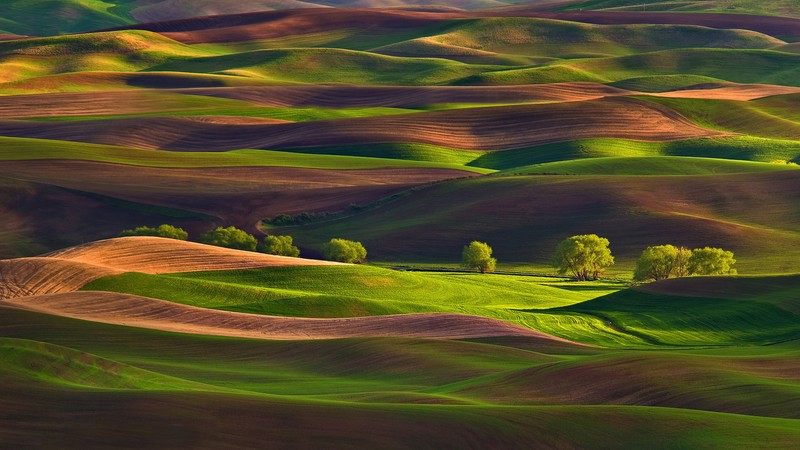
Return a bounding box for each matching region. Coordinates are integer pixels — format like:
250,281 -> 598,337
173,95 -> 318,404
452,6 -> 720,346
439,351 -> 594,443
275,172 -> 800,273
2,4 -> 800,447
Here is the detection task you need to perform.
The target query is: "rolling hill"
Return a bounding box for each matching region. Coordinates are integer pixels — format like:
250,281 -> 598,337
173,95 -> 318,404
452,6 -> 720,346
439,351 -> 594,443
2,4 -> 800,447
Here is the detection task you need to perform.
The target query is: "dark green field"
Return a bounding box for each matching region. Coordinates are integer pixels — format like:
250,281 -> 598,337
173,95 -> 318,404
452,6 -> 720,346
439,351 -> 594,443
1,1 -> 799,448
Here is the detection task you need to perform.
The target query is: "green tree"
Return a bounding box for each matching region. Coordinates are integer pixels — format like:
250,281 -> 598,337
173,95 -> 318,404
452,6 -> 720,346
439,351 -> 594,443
200,226 -> 257,251
322,238 -> 367,263
688,247 -> 737,276
553,234 -> 614,281
633,245 -> 679,282
462,241 -> 497,274
673,246 -> 692,278
119,224 -> 188,240
262,235 -> 300,257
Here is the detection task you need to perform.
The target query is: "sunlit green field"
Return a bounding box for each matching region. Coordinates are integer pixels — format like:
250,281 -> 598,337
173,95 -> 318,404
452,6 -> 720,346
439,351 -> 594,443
3,2 -> 800,447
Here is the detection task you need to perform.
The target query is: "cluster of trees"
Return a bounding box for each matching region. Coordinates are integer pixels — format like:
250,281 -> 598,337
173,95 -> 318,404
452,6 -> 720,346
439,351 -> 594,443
633,245 -> 736,282
200,226 -> 259,251
121,225 -> 735,279
119,223 -> 365,263
461,234 -> 736,283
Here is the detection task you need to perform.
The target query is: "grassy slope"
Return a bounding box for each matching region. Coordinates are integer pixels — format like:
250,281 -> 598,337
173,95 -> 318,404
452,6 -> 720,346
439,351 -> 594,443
2,7 -> 800,447
2,23 -> 796,90
265,173 -> 800,273
508,156 -> 800,175
83,265 -> 615,314
83,267 -> 800,347
556,0 -> 800,18
10,135 -> 797,175
0,136 -> 491,173
0,300 -> 799,448
150,47 -> 501,85
0,0 -> 138,36
557,275 -> 800,346
268,136 -> 800,168
641,95 -> 800,140
0,30 -> 208,83
459,48 -> 800,87
377,17 -> 784,60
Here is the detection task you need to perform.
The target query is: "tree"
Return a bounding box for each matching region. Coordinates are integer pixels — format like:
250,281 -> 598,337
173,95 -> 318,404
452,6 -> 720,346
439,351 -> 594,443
673,246 -> 692,278
688,247 -> 736,276
263,235 -> 300,257
119,224 -> 188,240
553,234 -> 614,281
462,241 -> 497,274
200,226 -> 257,251
633,245 -> 679,282
322,238 -> 367,263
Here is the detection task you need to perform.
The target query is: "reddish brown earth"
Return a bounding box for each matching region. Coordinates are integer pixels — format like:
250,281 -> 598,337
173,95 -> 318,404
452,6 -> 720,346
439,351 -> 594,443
0,237 -> 577,343
0,161 -> 475,226
4,291 -> 574,342
454,353 -> 800,417
0,236 -> 340,299
0,83 -> 793,121
0,90 -> 257,119
174,83 -> 632,107
652,83 -> 800,101
0,98 -> 724,151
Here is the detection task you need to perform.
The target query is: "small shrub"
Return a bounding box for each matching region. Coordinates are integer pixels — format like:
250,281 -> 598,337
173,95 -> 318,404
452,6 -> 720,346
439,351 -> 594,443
119,224 -> 188,240
262,235 -> 300,257
322,238 -> 367,264
200,226 -> 257,251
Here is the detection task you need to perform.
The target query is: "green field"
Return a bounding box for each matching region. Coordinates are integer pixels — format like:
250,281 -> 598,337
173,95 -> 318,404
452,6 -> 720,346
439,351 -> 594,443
2,266 -> 798,446
3,3 -> 800,447
3,307 -> 799,448
556,0 -> 800,18
261,173 -> 800,273
82,267 -> 800,347
0,136 -> 490,173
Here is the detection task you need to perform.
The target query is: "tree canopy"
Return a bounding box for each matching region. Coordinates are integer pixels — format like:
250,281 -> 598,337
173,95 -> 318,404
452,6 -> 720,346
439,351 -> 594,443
553,234 -> 614,281
322,238 -> 367,264
263,235 -> 300,257
119,224 -> 188,240
462,241 -> 497,274
633,245 -> 691,282
200,226 -> 258,251
688,247 -> 737,276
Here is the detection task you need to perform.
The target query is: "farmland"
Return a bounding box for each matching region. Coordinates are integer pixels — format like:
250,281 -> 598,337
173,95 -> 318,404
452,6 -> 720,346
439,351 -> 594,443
1,1 -> 799,448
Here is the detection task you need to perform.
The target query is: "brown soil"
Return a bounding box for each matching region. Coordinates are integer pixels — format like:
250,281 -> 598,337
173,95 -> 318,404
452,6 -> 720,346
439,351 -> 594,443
0,236 -> 339,300
4,290 -> 580,342
0,161 -> 475,226
0,97 -> 724,151
173,83 -> 632,107
0,84 -> 790,122
653,83 -> 800,101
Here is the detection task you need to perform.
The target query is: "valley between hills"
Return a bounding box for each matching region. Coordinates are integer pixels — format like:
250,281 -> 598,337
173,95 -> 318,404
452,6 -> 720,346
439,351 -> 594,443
1,2 -> 799,448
